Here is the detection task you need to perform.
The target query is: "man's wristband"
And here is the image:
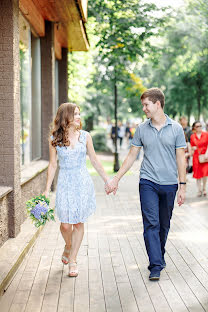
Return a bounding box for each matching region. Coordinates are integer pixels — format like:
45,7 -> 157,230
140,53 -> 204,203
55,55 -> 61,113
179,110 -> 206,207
179,182 -> 186,185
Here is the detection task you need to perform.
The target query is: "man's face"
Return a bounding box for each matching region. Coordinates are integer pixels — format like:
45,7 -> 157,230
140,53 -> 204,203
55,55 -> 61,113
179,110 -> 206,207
180,118 -> 188,129
141,97 -> 158,118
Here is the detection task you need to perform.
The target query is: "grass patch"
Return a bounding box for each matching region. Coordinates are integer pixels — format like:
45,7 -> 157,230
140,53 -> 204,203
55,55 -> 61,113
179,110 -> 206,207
86,159 -> 132,176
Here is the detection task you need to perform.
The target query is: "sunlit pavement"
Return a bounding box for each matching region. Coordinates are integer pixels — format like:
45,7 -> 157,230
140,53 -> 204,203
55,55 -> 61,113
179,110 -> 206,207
1,140 -> 208,312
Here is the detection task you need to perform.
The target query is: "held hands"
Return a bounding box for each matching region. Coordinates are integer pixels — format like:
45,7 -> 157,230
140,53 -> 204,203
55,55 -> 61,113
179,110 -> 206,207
105,176 -> 119,195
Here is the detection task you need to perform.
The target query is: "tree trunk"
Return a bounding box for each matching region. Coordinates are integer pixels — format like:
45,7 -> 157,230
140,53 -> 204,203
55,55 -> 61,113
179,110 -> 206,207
114,81 -> 118,153
113,76 -> 120,172
196,74 -> 202,120
85,115 -> 94,132
186,105 -> 192,126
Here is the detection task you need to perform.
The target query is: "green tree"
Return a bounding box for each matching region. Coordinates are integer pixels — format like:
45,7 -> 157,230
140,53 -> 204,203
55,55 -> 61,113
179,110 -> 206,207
88,0 -> 166,170
137,1 -> 208,121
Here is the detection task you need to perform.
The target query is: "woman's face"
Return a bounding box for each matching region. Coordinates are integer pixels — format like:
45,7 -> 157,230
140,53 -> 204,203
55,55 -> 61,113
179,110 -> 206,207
195,122 -> 202,133
71,107 -> 81,128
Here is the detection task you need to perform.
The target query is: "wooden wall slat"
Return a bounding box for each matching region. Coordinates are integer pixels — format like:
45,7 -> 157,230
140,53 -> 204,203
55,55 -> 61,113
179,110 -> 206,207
20,0 -> 45,37
77,0 -> 88,22
20,0 -> 89,53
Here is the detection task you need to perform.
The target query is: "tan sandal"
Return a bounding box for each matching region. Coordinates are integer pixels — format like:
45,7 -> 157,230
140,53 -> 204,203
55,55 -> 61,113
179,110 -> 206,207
68,261 -> 78,277
61,246 -> 70,265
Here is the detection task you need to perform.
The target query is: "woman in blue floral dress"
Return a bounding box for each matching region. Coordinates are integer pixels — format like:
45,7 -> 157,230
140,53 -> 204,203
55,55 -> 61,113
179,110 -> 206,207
43,103 -> 109,277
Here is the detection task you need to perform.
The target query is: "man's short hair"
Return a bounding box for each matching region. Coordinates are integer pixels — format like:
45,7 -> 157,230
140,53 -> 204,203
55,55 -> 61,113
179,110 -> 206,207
141,88 -> 165,109
179,116 -> 187,122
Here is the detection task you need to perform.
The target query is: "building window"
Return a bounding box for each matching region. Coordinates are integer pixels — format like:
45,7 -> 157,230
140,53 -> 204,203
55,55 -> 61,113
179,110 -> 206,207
19,12 -> 31,166
19,13 -> 42,165
31,35 -> 41,160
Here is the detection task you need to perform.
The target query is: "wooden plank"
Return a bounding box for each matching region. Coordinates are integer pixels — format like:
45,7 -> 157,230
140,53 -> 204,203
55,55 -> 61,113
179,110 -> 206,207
166,240 -> 208,311
41,252 -> 63,311
132,238 -> 189,312
171,206 -> 208,261
9,260 -> 41,312
68,0 -> 82,21
51,0 -> 70,23
88,253 -> 106,311
77,0 -> 88,22
67,22 -> 89,51
117,232 -> 156,312
57,266 -> 75,312
129,215 -> 202,312
125,197 -> 206,312
103,194 -> 152,312
54,23 -> 67,49
0,250 -> 32,312
97,224 -> 122,312
110,248 -> 139,312
87,221 -> 106,312
23,243 -> 55,312
119,193 -> 188,312
34,0 -> 61,21
171,212 -> 208,274
20,0 -> 45,37
106,215 -> 139,312
119,212 -> 172,312
164,253 -> 203,312
6,228 -> 53,312
54,29 -> 62,60
74,254 -> 89,312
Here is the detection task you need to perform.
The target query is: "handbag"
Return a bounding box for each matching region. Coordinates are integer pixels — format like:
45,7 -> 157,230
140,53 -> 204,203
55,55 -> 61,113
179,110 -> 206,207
198,153 -> 208,163
197,143 -> 208,163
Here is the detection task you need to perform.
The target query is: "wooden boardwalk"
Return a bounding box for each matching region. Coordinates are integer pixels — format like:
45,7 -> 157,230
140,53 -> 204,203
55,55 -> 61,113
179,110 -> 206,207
1,166 -> 208,312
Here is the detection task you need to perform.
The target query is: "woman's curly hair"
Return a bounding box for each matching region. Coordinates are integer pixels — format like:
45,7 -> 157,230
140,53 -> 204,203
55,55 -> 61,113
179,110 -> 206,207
50,102 -> 82,147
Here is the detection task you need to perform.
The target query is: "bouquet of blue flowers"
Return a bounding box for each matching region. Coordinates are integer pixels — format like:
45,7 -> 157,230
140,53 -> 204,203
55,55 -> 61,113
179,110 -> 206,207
26,194 -> 55,228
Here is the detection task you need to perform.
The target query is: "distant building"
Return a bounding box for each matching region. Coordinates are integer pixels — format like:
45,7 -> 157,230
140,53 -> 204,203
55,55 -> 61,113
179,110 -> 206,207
0,0 -> 89,246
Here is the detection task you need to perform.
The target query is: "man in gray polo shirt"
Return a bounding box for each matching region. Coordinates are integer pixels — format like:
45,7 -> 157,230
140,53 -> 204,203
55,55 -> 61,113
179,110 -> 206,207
106,88 -> 186,280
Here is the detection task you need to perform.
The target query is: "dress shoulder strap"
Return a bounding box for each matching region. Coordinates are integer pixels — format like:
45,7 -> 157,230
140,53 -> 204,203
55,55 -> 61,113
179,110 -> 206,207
80,130 -> 87,144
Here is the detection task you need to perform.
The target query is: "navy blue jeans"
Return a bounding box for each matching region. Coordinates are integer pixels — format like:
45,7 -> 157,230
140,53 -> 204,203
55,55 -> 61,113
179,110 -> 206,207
139,178 -> 178,272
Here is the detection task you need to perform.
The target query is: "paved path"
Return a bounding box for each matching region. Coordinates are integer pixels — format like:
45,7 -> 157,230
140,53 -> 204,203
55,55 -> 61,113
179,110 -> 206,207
1,150 -> 208,312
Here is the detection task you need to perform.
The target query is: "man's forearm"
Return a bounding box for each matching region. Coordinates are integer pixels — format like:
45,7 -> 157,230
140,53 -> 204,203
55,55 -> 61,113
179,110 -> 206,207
176,152 -> 186,183
115,149 -> 139,181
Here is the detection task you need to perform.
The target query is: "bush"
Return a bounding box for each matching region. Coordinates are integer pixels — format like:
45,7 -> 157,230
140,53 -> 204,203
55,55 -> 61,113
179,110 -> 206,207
90,129 -> 111,153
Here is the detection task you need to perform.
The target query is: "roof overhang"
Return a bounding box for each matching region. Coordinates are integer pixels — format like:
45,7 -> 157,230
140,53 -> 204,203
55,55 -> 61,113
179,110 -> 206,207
19,0 -> 89,58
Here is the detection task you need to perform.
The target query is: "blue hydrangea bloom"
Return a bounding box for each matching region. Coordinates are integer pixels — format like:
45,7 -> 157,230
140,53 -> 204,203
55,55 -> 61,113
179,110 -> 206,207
31,202 -> 49,220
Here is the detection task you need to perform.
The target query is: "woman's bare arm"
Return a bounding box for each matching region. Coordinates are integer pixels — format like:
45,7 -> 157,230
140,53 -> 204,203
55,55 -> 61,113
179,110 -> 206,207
86,133 -> 109,184
43,141 -> 58,197
106,145 -> 141,194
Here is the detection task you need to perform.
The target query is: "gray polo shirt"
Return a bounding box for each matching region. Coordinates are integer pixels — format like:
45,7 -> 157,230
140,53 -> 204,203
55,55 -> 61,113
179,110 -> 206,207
131,115 -> 186,185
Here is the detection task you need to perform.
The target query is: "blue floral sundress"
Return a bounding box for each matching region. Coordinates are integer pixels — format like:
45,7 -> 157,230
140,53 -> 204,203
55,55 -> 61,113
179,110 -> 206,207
53,130 -> 96,224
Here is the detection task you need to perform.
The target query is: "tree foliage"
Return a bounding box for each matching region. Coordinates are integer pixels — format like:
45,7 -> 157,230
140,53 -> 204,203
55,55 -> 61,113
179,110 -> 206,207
67,0 -> 208,125
87,0 -> 166,122
137,0 -> 208,121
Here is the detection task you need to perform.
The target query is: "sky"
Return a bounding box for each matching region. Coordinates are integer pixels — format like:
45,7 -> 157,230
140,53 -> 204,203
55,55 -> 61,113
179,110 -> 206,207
144,0 -> 185,8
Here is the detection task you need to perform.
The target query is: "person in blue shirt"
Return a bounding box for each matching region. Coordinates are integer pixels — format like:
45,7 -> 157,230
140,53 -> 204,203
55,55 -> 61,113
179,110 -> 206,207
106,88 -> 186,281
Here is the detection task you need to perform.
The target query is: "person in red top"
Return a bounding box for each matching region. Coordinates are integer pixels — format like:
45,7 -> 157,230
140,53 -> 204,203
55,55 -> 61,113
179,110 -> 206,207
190,121 -> 208,196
